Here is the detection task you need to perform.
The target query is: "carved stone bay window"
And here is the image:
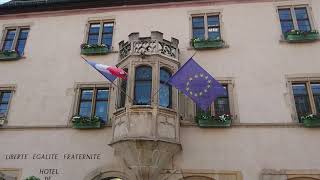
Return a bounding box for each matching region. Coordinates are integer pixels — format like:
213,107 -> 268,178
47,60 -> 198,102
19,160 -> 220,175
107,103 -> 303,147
110,32 -> 181,180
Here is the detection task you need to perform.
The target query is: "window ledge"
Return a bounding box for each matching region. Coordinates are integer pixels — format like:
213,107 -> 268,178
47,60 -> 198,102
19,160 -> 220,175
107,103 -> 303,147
279,38 -> 320,43
181,121 -> 304,128
130,105 -> 153,109
187,44 -> 229,51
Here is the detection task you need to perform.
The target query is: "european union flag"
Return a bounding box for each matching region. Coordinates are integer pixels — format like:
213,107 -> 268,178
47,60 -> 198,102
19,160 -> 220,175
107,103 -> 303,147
168,58 -> 227,111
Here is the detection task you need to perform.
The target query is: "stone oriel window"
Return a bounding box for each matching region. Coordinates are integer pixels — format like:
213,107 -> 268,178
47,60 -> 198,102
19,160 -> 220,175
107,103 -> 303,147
74,84 -> 110,123
159,67 -> 172,108
134,65 -> 152,105
278,5 -> 315,34
86,21 -> 114,49
291,82 -> 320,121
191,13 -> 221,40
1,27 -> 29,55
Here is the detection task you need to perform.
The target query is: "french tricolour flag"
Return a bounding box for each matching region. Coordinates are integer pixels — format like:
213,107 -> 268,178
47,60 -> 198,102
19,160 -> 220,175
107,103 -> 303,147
85,60 -> 127,82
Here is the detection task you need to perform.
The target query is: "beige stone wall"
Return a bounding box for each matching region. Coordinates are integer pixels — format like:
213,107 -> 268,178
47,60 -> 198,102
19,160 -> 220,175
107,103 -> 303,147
0,0 -> 320,180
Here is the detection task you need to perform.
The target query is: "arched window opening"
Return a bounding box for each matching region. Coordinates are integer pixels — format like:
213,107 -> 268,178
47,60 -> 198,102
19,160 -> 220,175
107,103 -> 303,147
134,66 -> 152,105
118,68 -> 128,108
159,68 -> 172,108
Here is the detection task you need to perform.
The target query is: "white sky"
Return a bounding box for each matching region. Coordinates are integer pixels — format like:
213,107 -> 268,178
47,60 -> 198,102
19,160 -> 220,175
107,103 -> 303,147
0,0 -> 10,4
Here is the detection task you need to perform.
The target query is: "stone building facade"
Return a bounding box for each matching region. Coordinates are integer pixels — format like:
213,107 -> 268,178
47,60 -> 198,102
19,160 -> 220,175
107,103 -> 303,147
0,0 -> 320,180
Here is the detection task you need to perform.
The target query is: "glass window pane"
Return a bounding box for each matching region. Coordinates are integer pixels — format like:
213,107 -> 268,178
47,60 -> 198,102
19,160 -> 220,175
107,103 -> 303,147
279,9 -> 292,20
192,29 -> 205,39
292,84 -> 311,119
134,82 -> 151,105
1,92 -> 11,103
135,66 -> 152,80
96,89 -> 109,100
294,8 -> 311,31
79,102 -> 92,117
94,101 -> 108,122
88,35 -> 99,44
0,104 -> 8,114
159,68 -> 172,108
2,41 -> 13,51
159,84 -> 170,108
192,16 -> 204,27
18,29 -> 29,39
207,15 -> 219,26
192,16 -> 205,39
16,40 -> 26,55
208,31 -> 220,40
103,23 -> 114,33
297,20 -> 311,32
5,30 -> 16,40
214,97 -> 230,115
81,90 -> 93,100
311,84 -> 320,114
102,34 -> 112,46
89,24 -> 100,34
278,8 -> 294,33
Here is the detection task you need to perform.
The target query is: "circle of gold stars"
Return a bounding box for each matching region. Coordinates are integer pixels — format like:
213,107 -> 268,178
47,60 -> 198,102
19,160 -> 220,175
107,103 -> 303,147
185,73 -> 212,97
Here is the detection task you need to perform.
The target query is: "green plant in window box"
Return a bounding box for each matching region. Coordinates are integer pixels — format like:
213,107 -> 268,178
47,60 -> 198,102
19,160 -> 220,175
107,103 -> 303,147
24,176 -> 40,180
72,115 -> 102,129
80,43 -> 110,55
191,37 -> 225,49
301,114 -> 320,128
285,30 -> 320,42
195,111 -> 231,128
0,50 -> 21,61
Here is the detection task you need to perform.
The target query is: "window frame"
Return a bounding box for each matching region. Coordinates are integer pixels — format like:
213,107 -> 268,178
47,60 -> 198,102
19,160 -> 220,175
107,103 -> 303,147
194,83 -> 231,117
0,85 -> 16,123
277,5 -> 316,35
159,67 -> 172,109
133,65 -> 153,106
190,11 -> 223,41
288,77 -> 320,122
73,83 -> 111,124
85,20 -> 115,49
0,26 -> 30,55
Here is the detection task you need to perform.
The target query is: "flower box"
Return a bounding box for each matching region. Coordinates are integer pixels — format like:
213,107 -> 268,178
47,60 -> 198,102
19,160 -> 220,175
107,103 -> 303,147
72,116 -> 102,129
80,44 -> 109,55
195,112 -> 231,128
285,30 -> 320,43
192,39 -> 225,49
25,176 -> 40,180
301,114 -> 320,128
0,50 -> 20,61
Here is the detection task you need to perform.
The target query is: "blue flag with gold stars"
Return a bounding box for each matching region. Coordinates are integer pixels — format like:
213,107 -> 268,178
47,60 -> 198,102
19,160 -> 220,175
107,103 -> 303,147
168,58 -> 227,111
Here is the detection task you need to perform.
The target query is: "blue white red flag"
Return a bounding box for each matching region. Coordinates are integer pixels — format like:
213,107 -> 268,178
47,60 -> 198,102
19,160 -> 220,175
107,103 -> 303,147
85,60 -> 127,82
168,58 -> 227,111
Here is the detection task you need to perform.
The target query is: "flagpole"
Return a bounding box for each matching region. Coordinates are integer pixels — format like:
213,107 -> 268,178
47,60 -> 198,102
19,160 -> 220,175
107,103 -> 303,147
149,51 -> 197,104
80,56 -> 136,104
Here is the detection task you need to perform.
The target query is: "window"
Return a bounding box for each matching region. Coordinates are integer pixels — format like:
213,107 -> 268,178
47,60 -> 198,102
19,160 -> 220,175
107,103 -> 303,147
192,13 -> 221,40
1,27 -> 29,55
134,66 -> 152,105
87,21 -> 114,49
278,6 -> 313,34
291,81 -> 320,122
118,68 -> 128,108
159,68 -> 172,108
77,87 -> 110,123
196,84 -> 229,116
0,91 -> 13,117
